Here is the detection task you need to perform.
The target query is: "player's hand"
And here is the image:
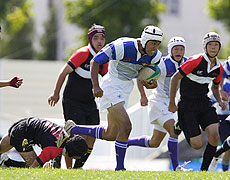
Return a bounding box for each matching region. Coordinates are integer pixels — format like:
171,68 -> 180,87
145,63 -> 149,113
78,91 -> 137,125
168,102 -> 178,113
140,95 -> 148,106
142,79 -> 157,89
48,94 -> 59,107
43,160 -> 53,168
93,86 -> 103,97
220,90 -> 229,101
219,101 -> 227,111
10,76 -> 23,88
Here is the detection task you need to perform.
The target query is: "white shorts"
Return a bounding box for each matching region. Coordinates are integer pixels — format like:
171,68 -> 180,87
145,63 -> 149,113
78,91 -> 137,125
99,74 -> 134,111
148,99 -> 174,133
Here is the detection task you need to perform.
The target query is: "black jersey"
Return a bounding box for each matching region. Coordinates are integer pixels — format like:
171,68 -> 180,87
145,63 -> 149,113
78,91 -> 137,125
63,45 -> 108,103
9,117 -> 63,166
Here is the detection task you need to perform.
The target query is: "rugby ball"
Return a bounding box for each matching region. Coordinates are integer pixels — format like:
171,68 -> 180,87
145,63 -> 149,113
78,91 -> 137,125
138,65 -> 161,83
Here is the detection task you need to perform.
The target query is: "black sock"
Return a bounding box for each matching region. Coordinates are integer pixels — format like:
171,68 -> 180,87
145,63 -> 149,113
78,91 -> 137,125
73,148 -> 92,169
4,159 -> 26,168
201,143 -> 217,171
53,154 -> 62,168
222,160 -> 229,171
215,137 -> 230,157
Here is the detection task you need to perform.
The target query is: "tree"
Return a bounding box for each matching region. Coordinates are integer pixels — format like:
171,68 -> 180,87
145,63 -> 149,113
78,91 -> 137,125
208,0 -> 230,58
65,0 -> 165,46
0,0 -> 34,59
37,1 -> 58,61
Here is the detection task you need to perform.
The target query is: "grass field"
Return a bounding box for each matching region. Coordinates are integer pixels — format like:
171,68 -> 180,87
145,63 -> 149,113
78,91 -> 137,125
0,168 -> 230,180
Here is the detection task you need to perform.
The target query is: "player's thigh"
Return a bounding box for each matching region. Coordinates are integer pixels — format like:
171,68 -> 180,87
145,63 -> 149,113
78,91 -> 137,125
108,102 -> 131,129
0,134 -> 13,153
19,150 -> 37,167
190,134 -> 203,150
178,103 -> 201,144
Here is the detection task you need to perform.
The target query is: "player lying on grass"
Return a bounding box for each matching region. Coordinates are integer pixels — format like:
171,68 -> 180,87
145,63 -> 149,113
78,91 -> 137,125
0,117 -> 88,168
128,37 -> 192,171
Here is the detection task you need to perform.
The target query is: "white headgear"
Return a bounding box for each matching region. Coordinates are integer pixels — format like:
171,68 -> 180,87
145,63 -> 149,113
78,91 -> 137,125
203,32 -> 221,54
167,37 -> 186,55
141,25 -> 163,48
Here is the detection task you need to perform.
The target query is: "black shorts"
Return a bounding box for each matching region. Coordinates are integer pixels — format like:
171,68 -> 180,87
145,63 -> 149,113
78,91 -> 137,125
218,115 -> 230,143
178,98 -> 218,143
62,98 -> 100,125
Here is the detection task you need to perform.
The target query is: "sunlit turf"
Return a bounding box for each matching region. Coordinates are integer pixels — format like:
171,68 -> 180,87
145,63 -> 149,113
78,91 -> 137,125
0,168 -> 230,180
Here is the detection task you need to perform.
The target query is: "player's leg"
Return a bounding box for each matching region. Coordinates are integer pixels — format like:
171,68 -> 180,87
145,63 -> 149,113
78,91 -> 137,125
222,150 -> 230,171
19,151 -> 37,167
201,123 -> 219,171
107,102 -> 131,171
0,134 -> 13,153
163,119 -> 179,170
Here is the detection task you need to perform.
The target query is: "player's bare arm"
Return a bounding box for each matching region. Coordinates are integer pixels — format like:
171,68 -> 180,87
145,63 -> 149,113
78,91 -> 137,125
168,71 -> 183,113
211,83 -> 227,110
48,64 -> 73,107
137,79 -> 148,106
90,59 -> 103,97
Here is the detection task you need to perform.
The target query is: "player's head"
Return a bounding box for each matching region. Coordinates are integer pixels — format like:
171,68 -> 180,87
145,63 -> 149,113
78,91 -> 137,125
65,135 -> 88,158
168,37 -> 186,61
141,25 -> 163,56
141,25 -> 163,49
88,24 -> 106,52
203,32 -> 221,58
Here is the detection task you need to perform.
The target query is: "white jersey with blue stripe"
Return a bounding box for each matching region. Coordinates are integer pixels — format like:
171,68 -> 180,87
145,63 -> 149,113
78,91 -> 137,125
93,37 -> 162,80
223,60 -> 230,79
209,78 -> 230,115
151,55 -> 187,102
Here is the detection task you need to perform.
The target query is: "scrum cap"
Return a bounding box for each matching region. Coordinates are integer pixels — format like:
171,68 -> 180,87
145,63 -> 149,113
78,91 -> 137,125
203,32 -> 221,53
141,25 -> 163,48
168,37 -> 186,55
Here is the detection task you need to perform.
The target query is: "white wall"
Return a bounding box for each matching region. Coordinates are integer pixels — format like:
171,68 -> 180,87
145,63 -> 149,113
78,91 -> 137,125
160,0 -> 229,57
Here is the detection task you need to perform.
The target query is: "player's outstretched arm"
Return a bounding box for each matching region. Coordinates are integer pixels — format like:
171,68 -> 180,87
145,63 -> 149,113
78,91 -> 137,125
0,76 -> 23,88
137,79 -> 148,106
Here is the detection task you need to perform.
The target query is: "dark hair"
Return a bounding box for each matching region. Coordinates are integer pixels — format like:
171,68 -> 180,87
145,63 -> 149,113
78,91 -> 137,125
65,135 -> 88,157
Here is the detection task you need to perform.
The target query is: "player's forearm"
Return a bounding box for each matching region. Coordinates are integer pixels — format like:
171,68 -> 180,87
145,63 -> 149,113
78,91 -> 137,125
30,159 -> 41,168
0,81 -> 10,87
169,73 -> 181,104
211,84 -> 222,103
90,60 -> 100,88
137,79 -> 147,97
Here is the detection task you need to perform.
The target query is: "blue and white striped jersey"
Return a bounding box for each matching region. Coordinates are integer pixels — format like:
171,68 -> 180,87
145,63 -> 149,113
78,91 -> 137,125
93,37 -> 162,80
223,60 -> 230,78
151,55 -> 187,101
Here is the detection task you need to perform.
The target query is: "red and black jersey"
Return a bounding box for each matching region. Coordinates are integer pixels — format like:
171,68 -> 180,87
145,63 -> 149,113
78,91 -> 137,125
179,53 -> 223,99
8,117 -> 63,167
63,45 -> 108,103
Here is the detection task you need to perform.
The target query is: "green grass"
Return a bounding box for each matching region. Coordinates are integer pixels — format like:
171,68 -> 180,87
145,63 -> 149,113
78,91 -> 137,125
0,168 -> 230,180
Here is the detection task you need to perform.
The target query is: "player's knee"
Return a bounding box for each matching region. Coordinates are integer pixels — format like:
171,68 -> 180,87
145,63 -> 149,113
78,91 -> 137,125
191,141 -> 203,150
149,141 -> 161,148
